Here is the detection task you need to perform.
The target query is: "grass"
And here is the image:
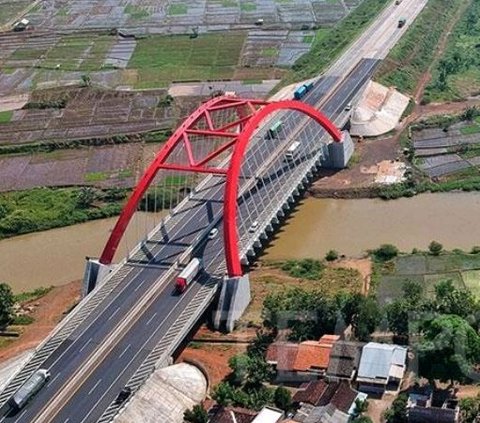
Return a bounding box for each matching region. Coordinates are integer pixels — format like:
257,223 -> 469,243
460,124 -> 480,135
124,4 -> 150,20
376,0 -> 466,95
129,33 -> 246,88
168,4 -> 188,15
280,259 -> 325,280
0,188 -> 125,239
302,35 -> 314,44
0,0 -> 32,26
240,2 -> 256,11
84,172 -> 108,182
14,286 -> 54,303
0,111 -> 13,124
281,0 -> 389,86
12,315 -> 35,325
261,47 -> 278,58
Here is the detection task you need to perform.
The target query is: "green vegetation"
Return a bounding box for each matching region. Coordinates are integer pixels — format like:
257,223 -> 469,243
167,4 -> 188,15
424,0 -> 480,102
283,0 -> 389,84
240,2 -> 256,11
184,405 -> 209,423
376,0 -> 466,95
0,284 -> 14,328
372,244 -> 399,262
0,187 -> 126,239
0,111 -> 13,124
14,286 -> 54,303
460,124 -> 480,135
325,249 -> 339,261
280,259 -> 325,280
124,4 -> 150,20
384,394 -> 408,423
12,315 -> 35,325
0,0 -> 32,26
428,240 -> 443,256
84,172 -> 107,182
128,33 -> 245,88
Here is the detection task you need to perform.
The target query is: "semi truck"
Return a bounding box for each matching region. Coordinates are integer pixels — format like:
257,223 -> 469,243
293,81 -> 314,100
175,258 -> 202,293
285,141 -> 301,161
9,369 -> 50,411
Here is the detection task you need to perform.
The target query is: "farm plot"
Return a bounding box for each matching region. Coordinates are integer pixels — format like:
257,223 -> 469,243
23,0 -> 358,33
0,87 -> 174,146
0,0 -> 34,27
0,143 -> 143,191
377,253 -> 480,305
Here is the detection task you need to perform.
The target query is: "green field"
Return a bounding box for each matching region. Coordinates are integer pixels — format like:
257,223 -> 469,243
129,33 -> 246,88
377,253 -> 480,304
0,111 -> 13,124
0,0 -> 32,26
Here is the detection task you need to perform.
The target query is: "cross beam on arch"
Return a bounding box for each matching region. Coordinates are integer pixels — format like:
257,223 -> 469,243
99,95 -> 342,278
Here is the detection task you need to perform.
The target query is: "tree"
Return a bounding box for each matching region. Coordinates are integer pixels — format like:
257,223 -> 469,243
76,187 -> 95,208
384,393 -> 408,423
462,106 -> 479,122
352,296 -> 381,342
372,244 -> 399,261
428,240 -> 443,256
352,417 -> 373,423
325,250 -> 339,261
212,382 -> 235,406
418,315 -> 480,383
228,353 -> 273,388
459,395 -> 480,423
80,74 -> 91,87
0,283 -> 14,328
273,386 -> 292,412
336,292 -> 363,327
402,280 -> 423,306
184,405 -> 208,423
434,280 -> 479,320
385,300 -> 410,338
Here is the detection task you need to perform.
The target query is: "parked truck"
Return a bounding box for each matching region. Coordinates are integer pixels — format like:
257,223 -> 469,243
175,258 -> 202,293
9,369 -> 50,411
293,81 -> 315,100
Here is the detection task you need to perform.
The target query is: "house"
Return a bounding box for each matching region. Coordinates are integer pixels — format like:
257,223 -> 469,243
407,386 -> 460,423
209,406 -> 257,423
266,335 -> 339,383
356,342 -> 407,394
292,380 -> 367,423
326,340 -> 364,381
251,406 -> 284,422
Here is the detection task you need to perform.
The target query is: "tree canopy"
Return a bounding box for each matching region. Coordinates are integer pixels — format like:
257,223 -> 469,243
0,283 -> 14,328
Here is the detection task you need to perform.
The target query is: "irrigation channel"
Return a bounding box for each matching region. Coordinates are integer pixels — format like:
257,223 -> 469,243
1,193 -> 480,292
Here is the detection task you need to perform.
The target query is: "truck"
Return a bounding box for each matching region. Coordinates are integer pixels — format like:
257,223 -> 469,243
9,369 -> 50,411
285,141 -> 301,161
398,17 -> 406,28
267,120 -> 283,139
293,81 -> 315,100
175,258 -> 202,293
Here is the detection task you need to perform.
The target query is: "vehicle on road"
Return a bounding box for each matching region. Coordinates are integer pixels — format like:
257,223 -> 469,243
395,0 -> 402,4
9,369 -> 50,411
293,82 -> 314,100
208,228 -> 219,239
345,102 -> 352,111
398,17 -> 406,28
115,387 -> 132,404
176,258 -> 202,293
267,120 -> 283,139
249,221 -> 259,233
285,141 -> 301,161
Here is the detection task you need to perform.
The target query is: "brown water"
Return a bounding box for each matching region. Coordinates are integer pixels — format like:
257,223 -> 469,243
0,213 -> 162,293
264,192 -> 480,260
2,193 -> 480,292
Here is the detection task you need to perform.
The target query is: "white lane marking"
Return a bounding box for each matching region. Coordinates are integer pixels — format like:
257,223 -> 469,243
17,410 -> 28,421
118,344 -> 131,359
146,312 -> 158,326
63,418 -> 70,423
88,379 -> 102,396
79,337 -> 92,353
107,307 -> 121,321
48,372 -> 61,386
133,279 -> 146,292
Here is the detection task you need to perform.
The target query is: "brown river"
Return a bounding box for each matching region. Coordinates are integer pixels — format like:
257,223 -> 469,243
1,193 -> 480,292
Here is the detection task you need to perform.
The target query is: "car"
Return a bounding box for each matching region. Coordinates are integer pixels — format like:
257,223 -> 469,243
115,387 -> 132,404
208,228 -> 219,239
345,102 -> 352,111
248,221 -> 259,233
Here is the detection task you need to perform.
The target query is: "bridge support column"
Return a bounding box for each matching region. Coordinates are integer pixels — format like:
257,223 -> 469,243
213,273 -> 251,332
82,258 -> 115,297
324,130 -> 355,169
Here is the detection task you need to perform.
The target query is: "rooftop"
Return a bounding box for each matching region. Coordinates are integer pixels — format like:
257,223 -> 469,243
327,341 -> 363,379
357,342 -> 407,383
210,406 -> 257,423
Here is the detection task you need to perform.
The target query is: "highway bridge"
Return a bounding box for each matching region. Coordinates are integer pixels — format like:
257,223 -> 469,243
0,0 -> 427,421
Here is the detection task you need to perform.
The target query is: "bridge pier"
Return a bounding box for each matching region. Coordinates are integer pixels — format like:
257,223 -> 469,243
323,130 -> 355,169
82,258 -> 115,297
213,273 -> 251,332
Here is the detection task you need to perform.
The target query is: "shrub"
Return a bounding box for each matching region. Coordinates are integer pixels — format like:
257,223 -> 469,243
428,240 -> 443,256
471,246 -> 480,254
280,259 -> 325,280
325,250 -> 339,261
372,244 -> 399,261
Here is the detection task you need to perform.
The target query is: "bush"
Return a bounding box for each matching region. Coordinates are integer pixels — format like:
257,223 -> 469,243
274,386 -> 292,412
184,405 -> 208,423
471,246 -> 480,254
281,259 -> 325,280
12,315 -> 34,325
325,250 -> 339,261
372,244 -> 399,261
428,240 -> 443,256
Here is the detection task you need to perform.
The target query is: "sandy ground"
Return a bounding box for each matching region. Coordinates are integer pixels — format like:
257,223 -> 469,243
330,257 -> 372,294
0,280 -> 81,363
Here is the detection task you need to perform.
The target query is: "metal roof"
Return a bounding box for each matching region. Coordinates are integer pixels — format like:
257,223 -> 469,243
357,342 -> 407,382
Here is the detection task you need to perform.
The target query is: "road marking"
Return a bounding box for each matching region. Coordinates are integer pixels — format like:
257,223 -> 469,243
17,410 -> 27,421
88,379 -> 102,396
107,306 -> 121,321
63,419 -> 70,423
78,337 -> 91,353
48,372 -> 61,386
118,344 -> 131,359
133,279 -> 146,292
146,312 -> 158,326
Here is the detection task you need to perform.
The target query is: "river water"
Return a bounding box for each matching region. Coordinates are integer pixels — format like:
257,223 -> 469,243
1,193 -> 480,292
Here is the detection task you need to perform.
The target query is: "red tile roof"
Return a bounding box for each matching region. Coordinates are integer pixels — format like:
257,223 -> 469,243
293,380 -> 329,405
293,380 -> 359,412
293,335 -> 339,371
266,343 -> 299,371
210,406 -> 257,423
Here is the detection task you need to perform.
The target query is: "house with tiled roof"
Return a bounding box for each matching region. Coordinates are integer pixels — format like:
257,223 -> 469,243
326,340 -> 364,381
292,380 -> 367,423
209,406 -> 258,423
356,342 -> 407,394
266,335 -> 340,383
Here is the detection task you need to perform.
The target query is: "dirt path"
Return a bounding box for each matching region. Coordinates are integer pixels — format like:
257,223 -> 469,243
0,280 -> 81,363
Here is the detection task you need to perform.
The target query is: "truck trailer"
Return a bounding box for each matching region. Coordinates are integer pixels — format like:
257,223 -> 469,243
285,141 -> 301,161
293,82 -> 314,100
9,369 -> 50,411
175,258 -> 202,293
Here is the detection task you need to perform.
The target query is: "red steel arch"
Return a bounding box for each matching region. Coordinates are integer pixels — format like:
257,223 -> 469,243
99,96 -> 342,277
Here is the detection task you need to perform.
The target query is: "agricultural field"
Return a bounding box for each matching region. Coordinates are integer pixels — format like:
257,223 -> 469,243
412,121 -> 480,178
376,252 -> 480,305
24,0 -> 359,34
0,0 -> 34,27
0,87 -> 175,147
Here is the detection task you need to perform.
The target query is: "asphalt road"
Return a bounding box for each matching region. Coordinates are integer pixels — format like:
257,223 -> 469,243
0,0 -> 428,419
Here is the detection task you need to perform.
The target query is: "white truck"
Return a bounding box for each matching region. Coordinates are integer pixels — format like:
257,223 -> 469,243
285,141 -> 301,161
9,369 -> 50,410
175,258 -> 202,293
